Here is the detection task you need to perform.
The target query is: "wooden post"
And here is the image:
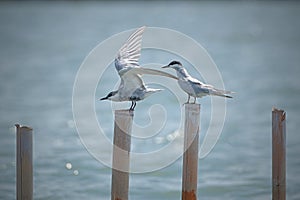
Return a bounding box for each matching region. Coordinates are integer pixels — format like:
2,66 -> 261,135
182,104 -> 200,200
16,124 -> 33,200
272,108 -> 286,200
111,110 -> 133,200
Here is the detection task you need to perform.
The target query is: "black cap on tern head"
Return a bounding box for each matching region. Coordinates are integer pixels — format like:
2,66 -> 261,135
168,60 -> 182,66
162,60 -> 183,68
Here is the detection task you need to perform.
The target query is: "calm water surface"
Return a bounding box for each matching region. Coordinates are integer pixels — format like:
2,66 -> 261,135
0,1 -> 300,199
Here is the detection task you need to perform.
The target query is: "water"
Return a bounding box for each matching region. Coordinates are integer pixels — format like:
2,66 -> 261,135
1,1 -> 300,199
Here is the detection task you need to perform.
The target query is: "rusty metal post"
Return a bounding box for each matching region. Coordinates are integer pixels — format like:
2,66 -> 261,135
272,108 -> 286,200
16,124 -> 33,200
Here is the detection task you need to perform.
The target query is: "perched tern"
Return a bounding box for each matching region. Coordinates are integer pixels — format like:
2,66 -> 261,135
162,61 -> 233,103
100,26 -> 178,110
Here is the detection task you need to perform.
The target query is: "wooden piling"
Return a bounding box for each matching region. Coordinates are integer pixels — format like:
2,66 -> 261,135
272,108 -> 286,200
16,124 -> 33,200
111,110 -> 133,200
182,104 -> 200,200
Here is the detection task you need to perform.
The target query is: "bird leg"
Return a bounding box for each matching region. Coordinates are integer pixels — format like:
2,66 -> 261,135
193,97 -> 196,104
132,101 -> 137,110
186,95 -> 190,104
129,101 -> 134,111
129,101 -> 137,111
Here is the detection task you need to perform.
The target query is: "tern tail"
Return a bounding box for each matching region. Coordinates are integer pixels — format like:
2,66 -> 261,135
144,88 -> 163,98
210,88 -> 234,98
221,94 -> 233,98
211,91 -> 233,98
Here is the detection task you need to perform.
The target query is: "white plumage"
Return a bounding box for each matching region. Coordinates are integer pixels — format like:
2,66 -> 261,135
100,26 -> 178,110
162,61 -> 233,103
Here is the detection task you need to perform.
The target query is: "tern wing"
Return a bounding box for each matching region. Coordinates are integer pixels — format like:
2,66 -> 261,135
118,69 -> 146,96
187,76 -> 233,97
202,83 -> 233,94
118,67 -> 178,89
199,83 -> 233,98
186,78 -> 210,95
187,76 -> 204,85
115,26 -> 146,73
130,67 -> 179,80
118,67 -> 178,94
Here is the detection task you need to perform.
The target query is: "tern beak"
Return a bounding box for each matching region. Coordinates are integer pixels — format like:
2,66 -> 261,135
100,97 -> 108,101
162,65 -> 170,68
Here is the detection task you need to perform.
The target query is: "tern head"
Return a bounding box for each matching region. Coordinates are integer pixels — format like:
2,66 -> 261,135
162,60 -> 183,70
100,91 -> 118,101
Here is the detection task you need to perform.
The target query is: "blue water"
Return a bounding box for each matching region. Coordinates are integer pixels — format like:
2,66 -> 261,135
1,1 -> 300,199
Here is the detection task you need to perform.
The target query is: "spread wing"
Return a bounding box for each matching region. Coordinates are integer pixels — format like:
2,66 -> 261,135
118,67 -> 178,81
115,26 -> 146,73
129,67 -> 178,80
118,67 -> 178,92
118,69 -> 145,97
114,26 -> 178,96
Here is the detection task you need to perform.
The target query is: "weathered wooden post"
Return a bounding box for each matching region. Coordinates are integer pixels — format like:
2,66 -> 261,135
111,110 -> 133,200
272,108 -> 286,200
15,124 -> 33,200
182,104 -> 200,200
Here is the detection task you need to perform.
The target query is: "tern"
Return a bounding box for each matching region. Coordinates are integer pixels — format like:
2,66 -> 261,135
162,61 -> 233,103
100,26 -> 178,110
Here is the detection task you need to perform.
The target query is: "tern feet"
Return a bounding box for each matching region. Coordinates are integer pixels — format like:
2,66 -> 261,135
129,101 -> 137,111
193,97 -> 197,104
185,95 -> 197,104
185,95 -> 191,104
